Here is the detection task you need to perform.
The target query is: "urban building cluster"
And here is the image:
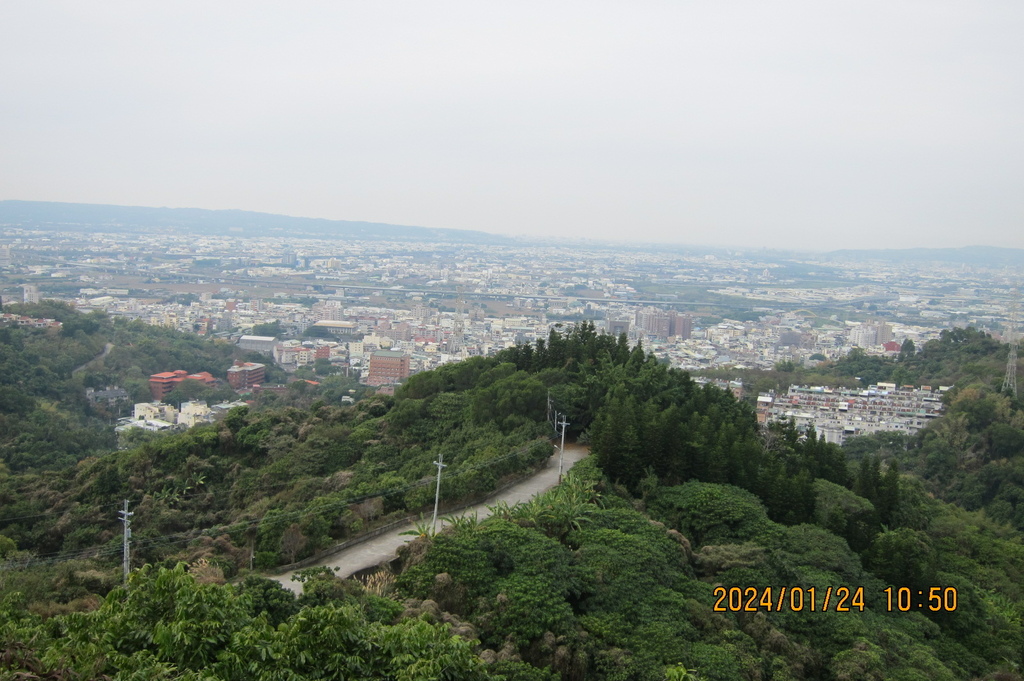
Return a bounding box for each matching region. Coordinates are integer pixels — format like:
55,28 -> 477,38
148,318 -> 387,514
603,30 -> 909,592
757,383 -> 947,444
0,312 -> 62,329
68,293 -> 947,389
115,399 -> 247,435
2,226 -> 1020,399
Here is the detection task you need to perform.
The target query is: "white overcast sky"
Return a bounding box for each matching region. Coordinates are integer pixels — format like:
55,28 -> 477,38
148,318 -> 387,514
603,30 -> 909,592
2,2 -> 1023,250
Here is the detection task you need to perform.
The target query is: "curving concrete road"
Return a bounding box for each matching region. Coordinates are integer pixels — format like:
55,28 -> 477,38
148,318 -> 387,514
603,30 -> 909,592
72,342 -> 114,374
268,443 -> 589,593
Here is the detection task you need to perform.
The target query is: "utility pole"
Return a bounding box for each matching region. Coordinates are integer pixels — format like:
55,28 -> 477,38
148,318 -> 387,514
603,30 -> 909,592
431,453 -> 447,534
118,500 -> 133,583
1003,286 -> 1019,399
557,416 -> 569,483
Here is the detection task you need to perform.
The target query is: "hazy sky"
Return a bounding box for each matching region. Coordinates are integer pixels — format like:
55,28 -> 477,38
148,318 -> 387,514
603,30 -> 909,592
3,2 -> 1023,250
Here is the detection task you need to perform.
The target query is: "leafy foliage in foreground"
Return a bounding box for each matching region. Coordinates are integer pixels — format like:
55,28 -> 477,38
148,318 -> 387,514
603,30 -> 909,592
0,563 -> 491,680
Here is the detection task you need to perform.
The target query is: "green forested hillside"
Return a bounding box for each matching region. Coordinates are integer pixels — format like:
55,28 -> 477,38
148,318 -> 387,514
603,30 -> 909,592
0,302 -> 248,471
846,383 -> 1024,532
1,321 -> 1024,680
393,462 -> 1024,680
391,324 -> 1024,679
710,326 -> 1011,396
0,372 -> 553,578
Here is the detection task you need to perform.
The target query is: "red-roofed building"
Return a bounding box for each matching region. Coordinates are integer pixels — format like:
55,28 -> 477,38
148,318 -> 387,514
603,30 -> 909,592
883,341 -> 902,353
149,370 -> 217,401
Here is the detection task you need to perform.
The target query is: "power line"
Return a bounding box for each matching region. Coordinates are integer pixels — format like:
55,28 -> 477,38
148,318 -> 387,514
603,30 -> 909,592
0,474 -> 370,529
134,476 -> 325,507
0,480 -> 304,531
0,501 -> 123,526
0,439 -> 550,572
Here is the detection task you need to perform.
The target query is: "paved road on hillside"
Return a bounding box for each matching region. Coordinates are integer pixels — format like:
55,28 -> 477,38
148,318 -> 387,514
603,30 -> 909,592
269,443 -> 589,594
72,342 -> 114,374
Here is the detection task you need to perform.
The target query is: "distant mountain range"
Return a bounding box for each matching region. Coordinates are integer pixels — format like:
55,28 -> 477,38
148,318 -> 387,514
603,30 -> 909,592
825,245 -> 1024,267
0,200 -> 513,245
3,201 -> 1022,266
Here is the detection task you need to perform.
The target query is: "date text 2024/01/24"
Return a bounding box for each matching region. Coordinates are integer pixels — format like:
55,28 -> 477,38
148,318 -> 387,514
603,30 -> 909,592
712,586 -> 959,613
713,586 -> 866,613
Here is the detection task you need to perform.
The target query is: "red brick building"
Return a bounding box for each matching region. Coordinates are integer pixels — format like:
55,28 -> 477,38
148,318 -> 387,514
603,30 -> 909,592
366,350 -> 410,386
226,361 -> 266,390
149,370 -> 217,401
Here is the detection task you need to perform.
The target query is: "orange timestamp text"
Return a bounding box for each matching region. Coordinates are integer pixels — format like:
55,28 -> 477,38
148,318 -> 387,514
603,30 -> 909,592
713,586 -> 960,613
713,586 -> 866,613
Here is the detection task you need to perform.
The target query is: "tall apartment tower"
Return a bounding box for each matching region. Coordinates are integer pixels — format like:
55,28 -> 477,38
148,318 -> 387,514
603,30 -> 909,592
876,321 -> 894,345
635,308 -> 671,339
850,324 -> 878,348
671,313 -> 693,340
607,319 -> 631,337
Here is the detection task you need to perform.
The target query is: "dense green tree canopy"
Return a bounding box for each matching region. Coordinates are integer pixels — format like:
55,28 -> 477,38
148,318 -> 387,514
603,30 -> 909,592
2,321 -> 1024,680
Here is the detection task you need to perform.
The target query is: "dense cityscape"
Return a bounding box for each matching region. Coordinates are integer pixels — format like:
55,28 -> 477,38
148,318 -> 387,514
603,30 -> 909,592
4,215 -> 1021,446
3,227 -> 1020,371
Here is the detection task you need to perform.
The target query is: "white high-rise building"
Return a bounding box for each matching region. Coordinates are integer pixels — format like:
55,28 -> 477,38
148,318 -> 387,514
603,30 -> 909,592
22,284 -> 40,304
850,324 -> 877,348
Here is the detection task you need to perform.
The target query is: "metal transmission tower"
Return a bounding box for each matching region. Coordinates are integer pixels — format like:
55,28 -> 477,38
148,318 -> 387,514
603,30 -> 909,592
1004,287 -> 1020,398
119,500 -> 133,583
447,286 -> 466,353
